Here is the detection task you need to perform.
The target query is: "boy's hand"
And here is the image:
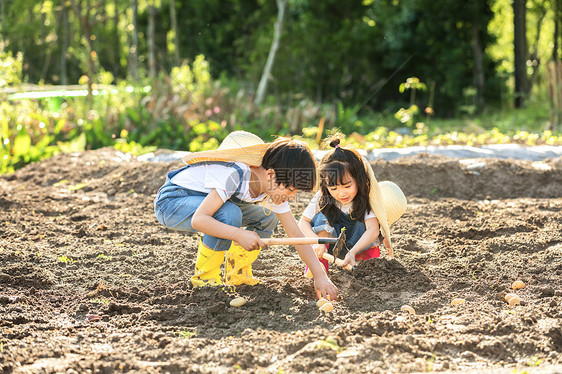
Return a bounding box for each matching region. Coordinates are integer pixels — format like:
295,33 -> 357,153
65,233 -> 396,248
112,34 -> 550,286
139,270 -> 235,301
233,229 -> 265,251
314,274 -> 338,301
341,252 -> 357,268
312,244 -> 327,259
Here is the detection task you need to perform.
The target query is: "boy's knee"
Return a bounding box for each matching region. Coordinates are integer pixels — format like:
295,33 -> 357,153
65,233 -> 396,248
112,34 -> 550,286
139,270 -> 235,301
214,204 -> 243,227
262,214 -> 279,231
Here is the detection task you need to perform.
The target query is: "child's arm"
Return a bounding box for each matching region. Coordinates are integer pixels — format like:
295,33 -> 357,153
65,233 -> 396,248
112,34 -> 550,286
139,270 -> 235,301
278,211 -> 338,300
297,215 -> 316,237
341,217 -> 380,267
298,193 -> 327,258
191,189 -> 265,251
298,215 -> 329,259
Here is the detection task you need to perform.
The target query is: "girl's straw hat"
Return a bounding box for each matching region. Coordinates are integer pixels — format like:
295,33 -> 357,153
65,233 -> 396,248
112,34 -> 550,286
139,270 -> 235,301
378,181 -> 407,226
182,131 -> 271,166
360,156 -> 407,257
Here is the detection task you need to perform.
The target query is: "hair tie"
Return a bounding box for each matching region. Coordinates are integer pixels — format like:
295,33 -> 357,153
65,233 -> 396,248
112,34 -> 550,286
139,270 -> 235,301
334,144 -> 340,149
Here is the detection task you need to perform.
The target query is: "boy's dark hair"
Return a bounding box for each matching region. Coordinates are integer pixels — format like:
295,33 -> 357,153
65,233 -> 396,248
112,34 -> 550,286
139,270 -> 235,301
261,138 -> 317,191
319,138 -> 371,225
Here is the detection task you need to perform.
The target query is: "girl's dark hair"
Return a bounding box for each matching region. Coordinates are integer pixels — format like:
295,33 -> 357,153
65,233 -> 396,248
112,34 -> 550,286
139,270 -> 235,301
261,138 -> 317,191
319,137 -> 371,225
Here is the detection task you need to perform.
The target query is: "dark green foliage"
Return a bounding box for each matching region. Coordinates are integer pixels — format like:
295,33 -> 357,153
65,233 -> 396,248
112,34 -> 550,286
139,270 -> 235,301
2,0 -> 505,116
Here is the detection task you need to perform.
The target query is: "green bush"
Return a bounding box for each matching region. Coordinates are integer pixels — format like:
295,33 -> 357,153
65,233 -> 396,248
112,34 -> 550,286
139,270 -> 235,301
1,53 -> 560,175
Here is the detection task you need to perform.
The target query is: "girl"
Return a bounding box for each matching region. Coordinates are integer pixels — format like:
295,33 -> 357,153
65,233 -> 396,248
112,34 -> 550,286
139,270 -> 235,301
154,131 -> 338,301
298,136 -> 406,273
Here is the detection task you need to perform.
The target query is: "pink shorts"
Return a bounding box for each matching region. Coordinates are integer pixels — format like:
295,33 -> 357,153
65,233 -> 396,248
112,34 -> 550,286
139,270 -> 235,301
355,245 -> 380,261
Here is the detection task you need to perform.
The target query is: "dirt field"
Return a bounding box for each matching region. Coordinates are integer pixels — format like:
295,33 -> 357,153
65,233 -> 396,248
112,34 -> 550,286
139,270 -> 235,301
1,148 -> 561,374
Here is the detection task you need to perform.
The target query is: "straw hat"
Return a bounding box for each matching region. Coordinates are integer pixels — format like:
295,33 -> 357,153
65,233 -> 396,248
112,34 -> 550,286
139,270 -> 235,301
360,156 -> 407,257
379,181 -> 407,226
182,131 -> 271,166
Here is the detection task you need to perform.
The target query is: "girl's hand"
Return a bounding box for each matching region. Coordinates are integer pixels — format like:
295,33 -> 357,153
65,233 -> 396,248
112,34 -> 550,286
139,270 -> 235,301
312,244 -> 327,259
232,229 -> 265,251
341,252 -> 357,268
314,274 -> 338,301
383,236 -> 394,257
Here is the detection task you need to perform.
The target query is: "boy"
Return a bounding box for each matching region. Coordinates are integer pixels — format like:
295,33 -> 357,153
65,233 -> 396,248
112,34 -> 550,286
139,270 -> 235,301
154,131 -> 338,301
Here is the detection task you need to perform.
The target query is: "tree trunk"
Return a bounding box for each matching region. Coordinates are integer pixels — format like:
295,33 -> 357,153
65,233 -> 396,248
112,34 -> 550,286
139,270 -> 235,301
553,0 -> 560,61
471,25 -> 485,112
147,0 -> 156,79
112,0 -> 120,78
513,0 -> 528,107
546,61 -> 561,130
129,0 -> 139,80
1,0 -> 5,51
70,0 -> 96,100
526,0 -> 547,96
169,0 -> 180,66
42,7 -> 65,82
255,0 -> 287,106
60,4 -> 69,85
546,0 -> 561,130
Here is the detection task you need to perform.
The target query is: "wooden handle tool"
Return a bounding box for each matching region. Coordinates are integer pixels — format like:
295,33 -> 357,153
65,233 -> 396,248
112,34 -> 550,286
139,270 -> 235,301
260,237 -> 338,246
261,232 -> 352,271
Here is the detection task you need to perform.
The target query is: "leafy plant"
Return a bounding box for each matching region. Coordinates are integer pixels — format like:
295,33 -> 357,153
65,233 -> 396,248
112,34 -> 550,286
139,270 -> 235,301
58,255 -> 76,264
90,298 -> 109,304
313,336 -> 343,353
176,329 -> 198,339
395,77 -> 427,130
0,51 -> 23,88
525,356 -> 543,367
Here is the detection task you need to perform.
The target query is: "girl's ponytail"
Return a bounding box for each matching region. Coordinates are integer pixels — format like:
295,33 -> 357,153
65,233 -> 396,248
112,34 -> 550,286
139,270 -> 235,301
329,138 -> 341,149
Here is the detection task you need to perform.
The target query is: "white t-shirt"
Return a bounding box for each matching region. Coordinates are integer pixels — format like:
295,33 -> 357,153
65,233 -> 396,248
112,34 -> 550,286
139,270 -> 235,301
170,162 -> 290,214
302,191 -> 375,220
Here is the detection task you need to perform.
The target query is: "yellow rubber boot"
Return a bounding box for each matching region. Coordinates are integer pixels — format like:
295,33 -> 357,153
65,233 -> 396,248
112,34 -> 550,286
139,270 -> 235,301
224,243 -> 261,286
190,239 -> 225,287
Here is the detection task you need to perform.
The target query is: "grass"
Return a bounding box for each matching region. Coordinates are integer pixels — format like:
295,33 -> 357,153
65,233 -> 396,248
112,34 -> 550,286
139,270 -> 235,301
429,107 -> 551,136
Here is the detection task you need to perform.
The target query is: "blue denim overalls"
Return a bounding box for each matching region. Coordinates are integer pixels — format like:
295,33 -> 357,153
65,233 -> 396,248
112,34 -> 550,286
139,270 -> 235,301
154,162 -> 279,251
310,210 -> 380,259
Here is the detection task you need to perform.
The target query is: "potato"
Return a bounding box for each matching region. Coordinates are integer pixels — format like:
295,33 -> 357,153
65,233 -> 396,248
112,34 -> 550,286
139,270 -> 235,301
451,298 -> 466,306
400,305 -> 415,315
230,297 -> 247,307
319,302 -> 334,313
504,293 -> 518,303
508,296 -> 521,306
316,298 -> 329,308
512,280 -> 525,290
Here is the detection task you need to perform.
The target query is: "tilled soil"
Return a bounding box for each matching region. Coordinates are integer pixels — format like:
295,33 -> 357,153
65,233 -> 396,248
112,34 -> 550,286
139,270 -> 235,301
0,148 -> 561,374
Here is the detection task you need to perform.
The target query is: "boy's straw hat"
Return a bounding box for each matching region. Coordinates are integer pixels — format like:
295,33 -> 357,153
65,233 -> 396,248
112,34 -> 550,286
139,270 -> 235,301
361,157 -> 407,257
182,131 -> 271,166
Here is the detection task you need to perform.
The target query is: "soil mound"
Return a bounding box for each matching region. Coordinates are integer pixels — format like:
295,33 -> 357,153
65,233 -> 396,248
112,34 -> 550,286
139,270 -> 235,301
1,148 -> 561,373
